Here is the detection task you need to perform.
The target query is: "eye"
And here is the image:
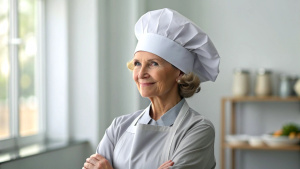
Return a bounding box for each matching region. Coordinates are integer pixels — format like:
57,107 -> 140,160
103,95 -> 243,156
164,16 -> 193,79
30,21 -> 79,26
134,61 -> 141,66
151,61 -> 158,66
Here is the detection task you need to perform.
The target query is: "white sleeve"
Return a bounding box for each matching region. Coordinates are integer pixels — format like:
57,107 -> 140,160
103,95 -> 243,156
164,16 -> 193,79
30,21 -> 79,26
96,118 -> 118,166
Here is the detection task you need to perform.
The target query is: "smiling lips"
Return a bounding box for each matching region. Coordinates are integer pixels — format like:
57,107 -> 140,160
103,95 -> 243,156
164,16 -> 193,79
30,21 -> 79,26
139,82 -> 155,86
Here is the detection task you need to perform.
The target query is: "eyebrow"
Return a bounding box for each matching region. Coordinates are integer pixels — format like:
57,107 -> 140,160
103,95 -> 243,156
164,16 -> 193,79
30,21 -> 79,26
133,58 -> 162,62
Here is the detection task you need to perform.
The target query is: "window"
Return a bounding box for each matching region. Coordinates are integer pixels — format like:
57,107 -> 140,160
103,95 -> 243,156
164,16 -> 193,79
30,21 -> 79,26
0,0 -> 44,150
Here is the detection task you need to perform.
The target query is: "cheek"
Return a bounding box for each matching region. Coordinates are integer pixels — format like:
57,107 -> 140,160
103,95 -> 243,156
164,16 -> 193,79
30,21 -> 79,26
133,70 -> 138,82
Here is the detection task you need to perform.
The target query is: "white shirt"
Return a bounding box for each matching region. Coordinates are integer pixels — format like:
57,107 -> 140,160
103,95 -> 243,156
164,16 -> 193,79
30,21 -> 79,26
139,99 -> 185,126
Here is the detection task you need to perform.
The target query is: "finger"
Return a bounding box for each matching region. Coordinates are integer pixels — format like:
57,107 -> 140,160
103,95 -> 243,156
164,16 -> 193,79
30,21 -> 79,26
84,162 -> 94,168
99,157 -> 109,169
169,161 -> 174,166
91,153 -> 104,161
160,162 -> 174,169
90,154 -> 113,169
103,158 -> 112,169
162,160 -> 173,165
158,160 -> 174,168
86,157 -> 99,165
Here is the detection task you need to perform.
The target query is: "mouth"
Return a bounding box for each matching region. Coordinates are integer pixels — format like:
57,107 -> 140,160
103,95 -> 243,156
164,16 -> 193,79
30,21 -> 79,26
139,82 -> 155,87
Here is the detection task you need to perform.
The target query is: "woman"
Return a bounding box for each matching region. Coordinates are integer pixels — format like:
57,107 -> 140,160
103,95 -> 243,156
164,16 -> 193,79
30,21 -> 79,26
83,8 -> 220,169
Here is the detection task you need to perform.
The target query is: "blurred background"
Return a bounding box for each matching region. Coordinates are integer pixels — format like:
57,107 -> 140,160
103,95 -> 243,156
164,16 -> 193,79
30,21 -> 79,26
0,0 -> 300,169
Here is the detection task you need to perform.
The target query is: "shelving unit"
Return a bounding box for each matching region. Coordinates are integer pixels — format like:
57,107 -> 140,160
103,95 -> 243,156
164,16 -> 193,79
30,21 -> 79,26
220,96 -> 300,169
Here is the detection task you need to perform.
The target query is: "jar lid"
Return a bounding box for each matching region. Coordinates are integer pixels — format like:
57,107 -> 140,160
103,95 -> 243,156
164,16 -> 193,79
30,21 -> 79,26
257,68 -> 272,75
234,68 -> 250,74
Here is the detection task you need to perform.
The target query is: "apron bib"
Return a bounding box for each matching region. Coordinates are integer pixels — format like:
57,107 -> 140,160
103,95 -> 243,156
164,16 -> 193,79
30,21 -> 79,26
113,102 -> 189,169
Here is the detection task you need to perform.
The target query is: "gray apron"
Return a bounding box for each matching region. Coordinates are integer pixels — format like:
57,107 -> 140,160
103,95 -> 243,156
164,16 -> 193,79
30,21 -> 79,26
113,102 -> 189,169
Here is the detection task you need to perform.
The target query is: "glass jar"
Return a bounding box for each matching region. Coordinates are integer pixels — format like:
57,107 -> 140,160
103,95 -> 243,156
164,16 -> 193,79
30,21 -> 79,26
232,69 -> 250,96
279,75 -> 292,98
294,79 -> 300,96
255,69 -> 272,96
290,76 -> 299,96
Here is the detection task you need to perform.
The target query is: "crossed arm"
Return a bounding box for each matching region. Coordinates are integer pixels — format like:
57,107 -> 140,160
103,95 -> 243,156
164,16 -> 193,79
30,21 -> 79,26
82,117 -> 174,169
82,115 -> 215,169
82,154 -> 174,169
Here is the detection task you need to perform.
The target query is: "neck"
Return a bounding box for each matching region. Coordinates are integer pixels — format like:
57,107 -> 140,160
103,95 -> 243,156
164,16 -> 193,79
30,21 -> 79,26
149,94 -> 182,121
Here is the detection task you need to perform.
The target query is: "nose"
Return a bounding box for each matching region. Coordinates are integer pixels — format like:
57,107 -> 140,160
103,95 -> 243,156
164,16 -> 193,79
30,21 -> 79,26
138,64 -> 149,79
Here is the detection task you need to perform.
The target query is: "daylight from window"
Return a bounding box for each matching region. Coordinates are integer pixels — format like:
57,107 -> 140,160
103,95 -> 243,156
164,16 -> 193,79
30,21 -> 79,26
0,0 -> 39,140
18,0 -> 39,137
0,0 -> 10,140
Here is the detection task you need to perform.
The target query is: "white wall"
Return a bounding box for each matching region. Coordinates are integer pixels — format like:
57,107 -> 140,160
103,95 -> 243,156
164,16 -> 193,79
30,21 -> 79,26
67,0 -> 100,149
45,0 -> 69,142
99,0 -> 140,120
45,0 -> 100,157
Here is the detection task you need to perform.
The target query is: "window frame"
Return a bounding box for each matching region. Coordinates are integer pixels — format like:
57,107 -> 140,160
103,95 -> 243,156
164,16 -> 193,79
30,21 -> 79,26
0,0 -> 46,151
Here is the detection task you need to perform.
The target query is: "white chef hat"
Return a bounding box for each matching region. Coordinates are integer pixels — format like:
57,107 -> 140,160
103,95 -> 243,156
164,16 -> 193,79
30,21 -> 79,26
135,8 -> 220,82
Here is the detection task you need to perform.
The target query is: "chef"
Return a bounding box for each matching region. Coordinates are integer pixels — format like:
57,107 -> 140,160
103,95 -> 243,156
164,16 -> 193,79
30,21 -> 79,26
83,8 -> 220,169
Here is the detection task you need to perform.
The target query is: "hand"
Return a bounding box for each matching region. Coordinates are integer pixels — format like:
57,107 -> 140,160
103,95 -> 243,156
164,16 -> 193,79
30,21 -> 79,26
158,160 -> 174,169
83,154 -> 113,169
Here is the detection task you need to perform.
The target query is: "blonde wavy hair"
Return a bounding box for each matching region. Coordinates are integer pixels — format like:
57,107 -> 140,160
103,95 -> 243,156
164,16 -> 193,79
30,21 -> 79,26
177,72 -> 201,98
127,61 -> 200,98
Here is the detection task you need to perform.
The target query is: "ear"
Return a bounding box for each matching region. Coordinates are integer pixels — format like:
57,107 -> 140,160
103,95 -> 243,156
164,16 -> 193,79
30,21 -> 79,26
176,71 -> 184,81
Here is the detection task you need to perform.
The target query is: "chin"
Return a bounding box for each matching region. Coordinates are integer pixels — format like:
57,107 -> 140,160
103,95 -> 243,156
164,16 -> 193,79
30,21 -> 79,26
139,91 -> 154,98
139,93 -> 151,98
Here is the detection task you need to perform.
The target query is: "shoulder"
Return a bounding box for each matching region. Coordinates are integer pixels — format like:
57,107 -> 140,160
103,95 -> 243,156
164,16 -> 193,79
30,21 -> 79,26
171,107 -> 215,151
176,107 -> 215,140
184,107 -> 215,130
108,110 -> 143,140
113,110 -> 143,126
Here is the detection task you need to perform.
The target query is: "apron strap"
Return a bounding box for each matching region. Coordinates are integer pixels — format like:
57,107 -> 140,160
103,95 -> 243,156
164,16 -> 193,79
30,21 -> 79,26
161,101 -> 190,160
126,107 -> 148,133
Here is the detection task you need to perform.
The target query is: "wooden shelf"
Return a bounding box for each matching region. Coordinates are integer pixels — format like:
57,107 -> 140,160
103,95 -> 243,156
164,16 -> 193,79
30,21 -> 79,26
223,143 -> 300,151
222,96 -> 300,102
220,96 -> 300,169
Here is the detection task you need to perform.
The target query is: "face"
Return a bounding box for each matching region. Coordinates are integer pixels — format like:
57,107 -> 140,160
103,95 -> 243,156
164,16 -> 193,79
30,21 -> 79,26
133,51 -> 181,99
